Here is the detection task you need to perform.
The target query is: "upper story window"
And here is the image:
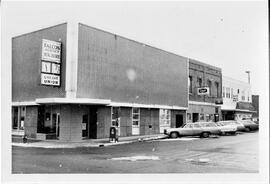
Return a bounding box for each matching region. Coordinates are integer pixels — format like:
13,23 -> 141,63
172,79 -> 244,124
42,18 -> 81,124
207,80 -> 212,96
231,88 -> 234,99
188,76 -> 193,94
215,82 -> 219,97
222,87 -> 225,98
197,77 -> 202,88
237,89 -> 240,94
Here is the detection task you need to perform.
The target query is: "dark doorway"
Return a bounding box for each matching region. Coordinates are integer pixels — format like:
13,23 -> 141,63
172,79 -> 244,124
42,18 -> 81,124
192,113 -> 199,122
176,114 -> 184,128
89,107 -> 97,139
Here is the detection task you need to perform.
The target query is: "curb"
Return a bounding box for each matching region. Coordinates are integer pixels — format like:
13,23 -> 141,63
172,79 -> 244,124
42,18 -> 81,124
12,135 -> 167,149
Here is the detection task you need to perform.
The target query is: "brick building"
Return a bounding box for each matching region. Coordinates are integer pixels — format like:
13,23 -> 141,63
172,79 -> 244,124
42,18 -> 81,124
187,59 -> 223,123
12,22 -> 188,141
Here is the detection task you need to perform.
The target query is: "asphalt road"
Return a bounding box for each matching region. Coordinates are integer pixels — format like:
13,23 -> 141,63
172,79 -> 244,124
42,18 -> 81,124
12,131 -> 258,173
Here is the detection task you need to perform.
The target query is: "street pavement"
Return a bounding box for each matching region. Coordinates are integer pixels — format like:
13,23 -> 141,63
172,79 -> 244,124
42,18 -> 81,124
12,131 -> 258,173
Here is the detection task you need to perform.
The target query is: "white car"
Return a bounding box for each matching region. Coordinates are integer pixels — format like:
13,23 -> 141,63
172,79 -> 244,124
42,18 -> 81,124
215,121 -> 237,135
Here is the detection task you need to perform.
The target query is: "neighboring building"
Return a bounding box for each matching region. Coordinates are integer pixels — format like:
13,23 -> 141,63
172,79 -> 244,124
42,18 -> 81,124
187,59 -> 223,123
252,95 -> 259,122
221,76 -> 256,120
12,22 -> 188,141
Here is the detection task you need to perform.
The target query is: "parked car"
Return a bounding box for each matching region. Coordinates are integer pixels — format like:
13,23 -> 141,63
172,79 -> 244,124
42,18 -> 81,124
238,120 -> 259,131
164,122 -> 221,138
215,121 -> 237,135
221,120 -> 246,132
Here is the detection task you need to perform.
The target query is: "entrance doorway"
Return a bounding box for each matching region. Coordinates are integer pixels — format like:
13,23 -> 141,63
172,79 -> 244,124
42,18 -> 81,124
192,113 -> 199,122
175,114 -> 183,128
82,107 -> 97,139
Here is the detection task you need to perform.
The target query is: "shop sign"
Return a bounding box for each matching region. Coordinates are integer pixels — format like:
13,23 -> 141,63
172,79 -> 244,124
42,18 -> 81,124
41,39 -> 61,63
41,73 -> 60,86
197,87 -> 210,95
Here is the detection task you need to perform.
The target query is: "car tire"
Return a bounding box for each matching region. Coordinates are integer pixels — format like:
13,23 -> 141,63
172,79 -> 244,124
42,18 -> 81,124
201,132 -> 210,138
170,132 -> 179,138
245,127 -> 251,132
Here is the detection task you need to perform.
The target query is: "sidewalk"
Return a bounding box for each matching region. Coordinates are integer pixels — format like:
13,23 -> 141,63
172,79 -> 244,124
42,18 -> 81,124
12,134 -> 167,148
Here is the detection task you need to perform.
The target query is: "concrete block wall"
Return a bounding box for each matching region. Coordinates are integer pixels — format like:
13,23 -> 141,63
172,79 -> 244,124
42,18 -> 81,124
140,108 -> 160,135
96,106 -> 111,139
24,106 -> 38,138
59,105 -> 89,141
119,107 -> 132,137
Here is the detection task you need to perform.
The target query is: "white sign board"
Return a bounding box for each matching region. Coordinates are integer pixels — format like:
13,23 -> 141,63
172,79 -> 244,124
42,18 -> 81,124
41,39 -> 61,63
197,87 -> 210,95
41,73 -> 60,86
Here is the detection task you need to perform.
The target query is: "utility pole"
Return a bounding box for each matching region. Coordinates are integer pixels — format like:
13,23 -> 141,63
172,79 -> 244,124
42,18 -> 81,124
245,71 -> 251,84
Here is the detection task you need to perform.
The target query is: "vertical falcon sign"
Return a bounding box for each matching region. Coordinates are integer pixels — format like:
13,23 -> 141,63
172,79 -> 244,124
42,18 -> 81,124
41,39 -> 61,86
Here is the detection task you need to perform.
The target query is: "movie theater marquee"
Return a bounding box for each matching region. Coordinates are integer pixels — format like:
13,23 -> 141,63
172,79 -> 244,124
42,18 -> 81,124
41,39 -> 61,86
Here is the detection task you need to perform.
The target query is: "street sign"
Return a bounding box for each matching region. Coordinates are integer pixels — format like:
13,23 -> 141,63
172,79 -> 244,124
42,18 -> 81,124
197,87 -> 210,95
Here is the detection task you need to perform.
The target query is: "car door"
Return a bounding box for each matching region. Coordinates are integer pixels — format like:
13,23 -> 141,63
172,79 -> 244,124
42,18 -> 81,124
180,124 -> 194,136
192,123 -> 203,135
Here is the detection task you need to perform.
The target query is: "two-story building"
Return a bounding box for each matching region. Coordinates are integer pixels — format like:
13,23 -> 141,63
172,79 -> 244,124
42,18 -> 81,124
12,22 -> 188,141
187,59 -> 223,123
221,76 -> 256,120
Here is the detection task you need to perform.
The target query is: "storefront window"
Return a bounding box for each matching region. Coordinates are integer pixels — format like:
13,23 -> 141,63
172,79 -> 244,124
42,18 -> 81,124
222,87 -> 225,98
199,113 -> 204,121
111,107 -> 120,127
205,114 -> 210,122
132,108 -> 140,126
160,109 -> 171,125
12,106 -> 25,130
187,113 -> 192,121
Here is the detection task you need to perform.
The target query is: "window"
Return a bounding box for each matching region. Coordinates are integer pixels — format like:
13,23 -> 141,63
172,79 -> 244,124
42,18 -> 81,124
159,109 -> 171,126
231,88 -> 233,99
184,124 -> 192,128
222,87 -> 225,98
187,113 -> 192,121
237,89 -> 240,94
199,113 -> 204,121
241,90 -> 245,101
226,87 -> 230,98
207,80 -> 212,96
111,107 -> 120,127
215,82 -> 219,97
188,76 -> 193,93
205,114 -> 210,122
193,124 -> 201,128
197,77 -> 202,88
132,108 -> 140,127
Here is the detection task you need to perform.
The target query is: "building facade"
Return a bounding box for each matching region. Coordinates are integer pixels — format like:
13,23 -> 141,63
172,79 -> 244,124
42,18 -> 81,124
251,95 -> 259,122
221,76 -> 256,120
12,22 -> 188,141
187,59 -> 223,123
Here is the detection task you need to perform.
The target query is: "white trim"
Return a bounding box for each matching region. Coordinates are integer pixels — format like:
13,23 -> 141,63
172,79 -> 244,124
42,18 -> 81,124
189,101 -> 217,106
35,98 -> 111,105
12,101 -> 39,106
65,20 -> 79,98
109,102 -> 188,110
221,109 -> 257,113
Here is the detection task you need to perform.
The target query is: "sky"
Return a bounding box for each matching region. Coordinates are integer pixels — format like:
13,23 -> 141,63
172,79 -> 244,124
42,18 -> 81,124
1,1 -> 268,95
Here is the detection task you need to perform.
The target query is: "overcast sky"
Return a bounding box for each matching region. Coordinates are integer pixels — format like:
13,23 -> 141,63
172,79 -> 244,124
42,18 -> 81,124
2,1 -> 268,95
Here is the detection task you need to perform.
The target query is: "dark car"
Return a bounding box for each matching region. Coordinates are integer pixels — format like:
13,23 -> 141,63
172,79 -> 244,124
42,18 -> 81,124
238,120 -> 259,131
